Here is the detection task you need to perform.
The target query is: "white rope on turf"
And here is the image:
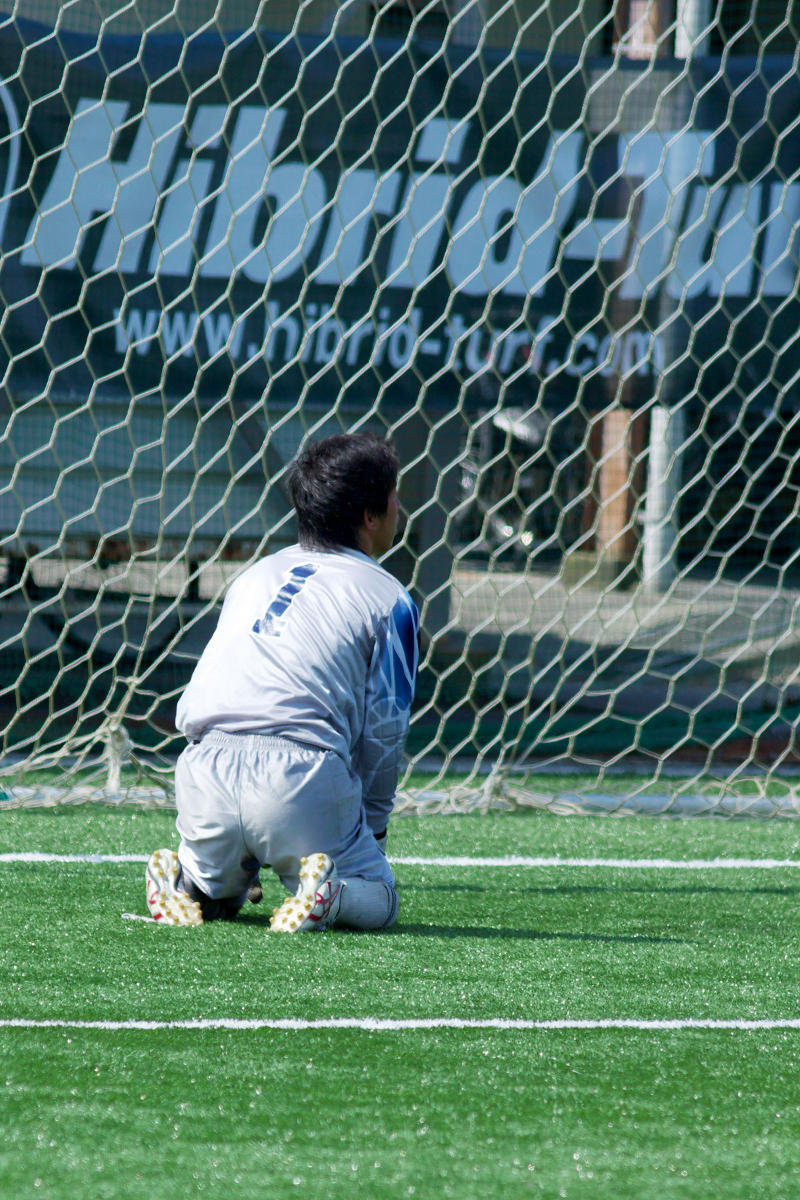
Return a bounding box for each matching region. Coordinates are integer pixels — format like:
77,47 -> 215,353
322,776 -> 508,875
2,1016 -> 800,1031
394,855 -> 800,869
3,852 -> 800,868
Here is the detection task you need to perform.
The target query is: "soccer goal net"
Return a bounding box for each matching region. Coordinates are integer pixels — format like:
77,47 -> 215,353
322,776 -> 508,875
2,0 -> 800,814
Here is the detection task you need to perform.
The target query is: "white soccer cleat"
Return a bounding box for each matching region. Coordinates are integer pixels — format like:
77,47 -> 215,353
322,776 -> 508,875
269,853 -> 342,933
145,848 -> 203,926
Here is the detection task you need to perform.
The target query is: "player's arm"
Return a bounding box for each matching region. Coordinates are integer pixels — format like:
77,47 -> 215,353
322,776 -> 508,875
355,699 -> 409,840
353,594 -> 419,843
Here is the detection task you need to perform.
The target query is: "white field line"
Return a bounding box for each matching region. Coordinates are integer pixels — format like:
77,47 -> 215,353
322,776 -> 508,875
5,853 -> 800,1034
10,851 -> 798,924
3,1016 -> 800,1032
0,853 -> 148,863
2,851 -> 800,869
395,855 -> 800,870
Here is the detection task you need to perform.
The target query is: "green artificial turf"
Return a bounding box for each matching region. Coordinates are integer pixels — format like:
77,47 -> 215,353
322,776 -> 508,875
3,804 -> 800,1199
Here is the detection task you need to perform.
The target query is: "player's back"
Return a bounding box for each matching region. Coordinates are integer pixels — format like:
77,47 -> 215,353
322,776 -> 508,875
175,544 -> 416,760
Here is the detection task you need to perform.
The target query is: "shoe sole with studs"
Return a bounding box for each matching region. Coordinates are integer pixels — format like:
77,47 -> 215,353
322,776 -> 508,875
269,853 -> 341,933
145,849 -> 203,926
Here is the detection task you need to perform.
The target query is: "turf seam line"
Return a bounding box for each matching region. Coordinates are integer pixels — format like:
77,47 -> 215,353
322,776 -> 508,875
3,1017 -> 800,1032
3,852 -> 800,869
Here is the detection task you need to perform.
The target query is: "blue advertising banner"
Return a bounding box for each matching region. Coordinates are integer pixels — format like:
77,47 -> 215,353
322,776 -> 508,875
0,20 -> 799,414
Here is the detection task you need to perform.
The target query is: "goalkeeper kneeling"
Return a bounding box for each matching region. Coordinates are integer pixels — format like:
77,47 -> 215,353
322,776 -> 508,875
145,432 -> 418,933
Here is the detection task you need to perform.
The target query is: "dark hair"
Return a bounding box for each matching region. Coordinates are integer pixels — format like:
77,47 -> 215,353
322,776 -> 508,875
286,432 -> 399,551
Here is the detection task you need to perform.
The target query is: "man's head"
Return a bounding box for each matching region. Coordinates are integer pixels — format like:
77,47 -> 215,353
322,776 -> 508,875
287,432 -> 400,556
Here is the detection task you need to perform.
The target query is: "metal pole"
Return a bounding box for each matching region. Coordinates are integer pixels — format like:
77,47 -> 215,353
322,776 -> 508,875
674,0 -> 713,56
641,0 -> 711,592
641,402 -> 686,590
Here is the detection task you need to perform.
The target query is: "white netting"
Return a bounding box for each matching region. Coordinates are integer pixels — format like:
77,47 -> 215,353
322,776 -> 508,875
2,0 -> 800,813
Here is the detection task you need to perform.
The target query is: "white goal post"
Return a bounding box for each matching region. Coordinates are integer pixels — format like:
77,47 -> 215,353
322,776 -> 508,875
2,0 -> 800,815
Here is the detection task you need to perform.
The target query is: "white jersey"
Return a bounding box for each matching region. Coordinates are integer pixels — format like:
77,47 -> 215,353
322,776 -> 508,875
176,545 -> 419,828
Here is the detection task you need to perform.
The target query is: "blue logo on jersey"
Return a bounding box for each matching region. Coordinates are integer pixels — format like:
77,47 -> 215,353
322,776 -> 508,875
253,564 -> 317,636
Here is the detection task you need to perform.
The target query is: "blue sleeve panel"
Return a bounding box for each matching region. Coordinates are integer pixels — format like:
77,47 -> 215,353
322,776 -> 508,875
353,592 -> 420,835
